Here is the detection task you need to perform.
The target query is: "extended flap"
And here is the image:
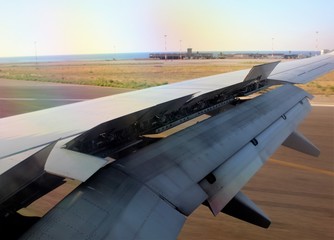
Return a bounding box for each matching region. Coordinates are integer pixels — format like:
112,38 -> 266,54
199,89 -> 313,216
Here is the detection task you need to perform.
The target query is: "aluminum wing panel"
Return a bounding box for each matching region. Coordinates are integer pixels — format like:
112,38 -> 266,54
1,53 -> 333,239
199,97 -> 312,215
21,166 -> 185,240
113,84 -> 311,216
17,85 -> 316,239
268,51 -> 334,84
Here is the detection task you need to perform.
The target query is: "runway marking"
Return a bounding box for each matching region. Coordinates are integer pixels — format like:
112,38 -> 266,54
270,159 -> 334,177
311,103 -> 334,107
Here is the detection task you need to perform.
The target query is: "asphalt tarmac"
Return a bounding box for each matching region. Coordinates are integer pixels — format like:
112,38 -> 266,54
0,79 -> 130,118
1,79 -> 333,240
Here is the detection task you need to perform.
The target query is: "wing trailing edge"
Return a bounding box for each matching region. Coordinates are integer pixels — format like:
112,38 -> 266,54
21,166 -> 186,239
3,53 -> 334,238
15,84 -> 317,238
196,84 -> 316,228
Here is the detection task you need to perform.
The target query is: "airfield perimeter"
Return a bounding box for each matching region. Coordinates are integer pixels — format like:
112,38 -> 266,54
0,59 -> 333,239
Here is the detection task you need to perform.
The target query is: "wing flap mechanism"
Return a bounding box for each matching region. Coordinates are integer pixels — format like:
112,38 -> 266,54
2,53 -> 334,238
0,141 -> 65,234
282,130 -> 320,157
21,166 -> 186,240
197,84 -> 317,227
204,191 -> 271,228
43,59 -> 325,183
59,62 -> 287,164
222,191 -> 271,228
45,139 -> 111,181
98,84 -> 315,220
11,84 -> 318,238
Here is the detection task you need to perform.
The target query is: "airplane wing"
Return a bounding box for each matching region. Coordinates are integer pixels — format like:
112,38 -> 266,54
1,52 -> 333,239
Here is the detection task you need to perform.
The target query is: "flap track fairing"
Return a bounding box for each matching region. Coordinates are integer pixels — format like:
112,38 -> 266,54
282,131 -> 320,157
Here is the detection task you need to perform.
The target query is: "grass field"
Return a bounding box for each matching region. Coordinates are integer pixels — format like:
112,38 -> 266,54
0,59 -> 333,94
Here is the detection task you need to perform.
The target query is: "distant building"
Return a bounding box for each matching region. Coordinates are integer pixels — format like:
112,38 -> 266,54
149,50 -> 311,60
283,54 -> 298,59
149,48 -> 214,60
321,49 -> 331,55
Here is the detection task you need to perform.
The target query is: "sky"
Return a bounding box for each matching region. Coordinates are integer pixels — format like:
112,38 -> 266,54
1,0 -> 334,57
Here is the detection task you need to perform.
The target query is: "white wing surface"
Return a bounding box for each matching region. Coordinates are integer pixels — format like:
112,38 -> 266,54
0,52 -> 333,239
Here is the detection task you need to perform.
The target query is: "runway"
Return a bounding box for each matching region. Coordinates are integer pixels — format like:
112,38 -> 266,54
1,79 -> 333,240
0,79 -> 130,118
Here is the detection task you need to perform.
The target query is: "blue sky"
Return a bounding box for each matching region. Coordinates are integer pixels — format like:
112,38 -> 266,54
1,0 -> 333,57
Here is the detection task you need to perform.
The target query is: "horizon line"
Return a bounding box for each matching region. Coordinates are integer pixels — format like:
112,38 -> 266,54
0,49 -> 324,59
